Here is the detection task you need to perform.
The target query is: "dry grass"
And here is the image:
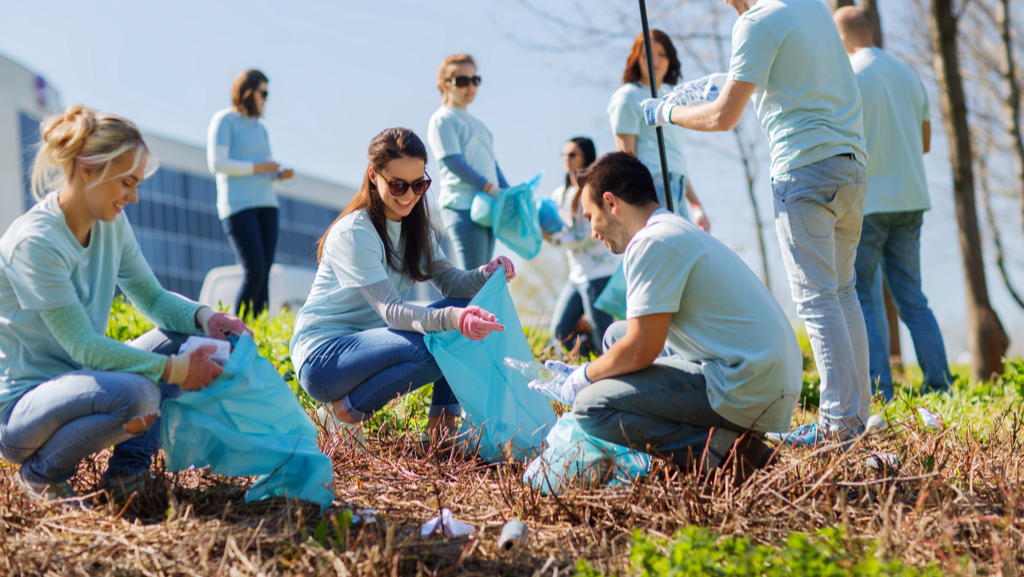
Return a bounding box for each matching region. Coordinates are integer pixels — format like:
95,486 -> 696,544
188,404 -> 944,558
1,396 -> 1023,576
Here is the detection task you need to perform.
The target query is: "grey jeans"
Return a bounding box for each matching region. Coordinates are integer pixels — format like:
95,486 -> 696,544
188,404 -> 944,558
772,155 -> 870,434
0,329 -> 187,484
572,321 -> 745,470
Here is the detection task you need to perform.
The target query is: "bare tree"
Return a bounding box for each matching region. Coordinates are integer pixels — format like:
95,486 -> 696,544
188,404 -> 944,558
929,0 -> 1010,380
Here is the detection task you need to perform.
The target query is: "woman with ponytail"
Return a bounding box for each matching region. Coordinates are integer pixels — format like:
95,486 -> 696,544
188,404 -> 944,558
290,128 -> 513,445
0,106 -> 252,505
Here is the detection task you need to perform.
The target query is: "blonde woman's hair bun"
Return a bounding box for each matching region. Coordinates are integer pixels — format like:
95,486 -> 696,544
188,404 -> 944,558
30,105 -> 158,201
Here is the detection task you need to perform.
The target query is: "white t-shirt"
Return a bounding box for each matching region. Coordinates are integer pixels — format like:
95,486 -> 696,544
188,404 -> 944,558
427,105 -> 499,210
0,193 -> 156,417
607,83 -> 689,178
550,184 -> 621,284
289,209 -> 446,370
623,209 -> 802,432
850,47 -> 931,215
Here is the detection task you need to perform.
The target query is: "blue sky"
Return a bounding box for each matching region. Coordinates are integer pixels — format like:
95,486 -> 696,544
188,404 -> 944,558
1,0 -> 1021,362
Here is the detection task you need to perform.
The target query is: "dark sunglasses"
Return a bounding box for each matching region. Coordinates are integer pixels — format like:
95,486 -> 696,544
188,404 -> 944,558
257,90 -> 268,98
562,151 -> 579,159
447,75 -> 482,88
381,173 -> 431,197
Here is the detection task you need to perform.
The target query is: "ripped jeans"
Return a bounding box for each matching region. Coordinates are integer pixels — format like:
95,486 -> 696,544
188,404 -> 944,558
0,329 -> 186,485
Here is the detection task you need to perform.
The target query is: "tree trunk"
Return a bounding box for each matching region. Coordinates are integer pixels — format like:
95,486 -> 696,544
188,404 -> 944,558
862,0 -> 884,47
929,0 -> 1009,380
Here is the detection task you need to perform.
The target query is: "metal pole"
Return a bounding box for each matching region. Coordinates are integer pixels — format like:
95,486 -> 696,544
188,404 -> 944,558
638,0 -> 675,213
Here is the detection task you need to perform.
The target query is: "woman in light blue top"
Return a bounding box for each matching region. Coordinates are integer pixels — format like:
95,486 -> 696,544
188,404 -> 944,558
291,128 -> 513,446
0,106 -> 251,506
427,54 -> 510,270
608,30 -> 710,231
545,137 -> 621,357
207,69 -> 295,317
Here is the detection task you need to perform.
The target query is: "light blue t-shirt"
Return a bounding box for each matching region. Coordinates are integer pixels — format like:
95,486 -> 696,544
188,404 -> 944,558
427,106 -> 499,210
0,193 -> 156,418
728,0 -> 867,177
608,83 -> 689,178
208,108 -> 279,220
289,210 -> 446,370
851,47 -> 931,215
623,209 -> 802,432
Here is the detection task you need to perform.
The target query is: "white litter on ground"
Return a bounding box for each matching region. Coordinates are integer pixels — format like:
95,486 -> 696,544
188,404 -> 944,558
420,508 -> 474,538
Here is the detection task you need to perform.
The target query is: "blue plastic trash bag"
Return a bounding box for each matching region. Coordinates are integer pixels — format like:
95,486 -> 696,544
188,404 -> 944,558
524,413 -> 650,495
160,335 -> 335,511
536,198 -> 563,235
470,192 -> 496,228
593,262 -> 627,320
425,267 -> 557,463
491,174 -> 544,260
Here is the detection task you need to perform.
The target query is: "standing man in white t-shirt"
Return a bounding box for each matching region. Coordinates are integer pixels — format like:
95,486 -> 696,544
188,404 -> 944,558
642,0 -> 870,446
834,7 -> 952,402
531,152 -> 802,480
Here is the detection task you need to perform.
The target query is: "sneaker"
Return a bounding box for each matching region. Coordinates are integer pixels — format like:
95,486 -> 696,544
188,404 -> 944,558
100,470 -> 152,500
317,406 -> 366,449
16,468 -> 89,510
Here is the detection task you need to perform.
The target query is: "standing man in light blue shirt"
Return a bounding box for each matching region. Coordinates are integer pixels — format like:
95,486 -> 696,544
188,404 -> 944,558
835,7 -> 951,401
642,0 -> 870,445
530,153 -> 803,481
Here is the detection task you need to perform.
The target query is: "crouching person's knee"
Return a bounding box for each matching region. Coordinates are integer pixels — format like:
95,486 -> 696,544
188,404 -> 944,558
572,383 -> 615,438
601,321 -> 628,353
122,380 -> 161,435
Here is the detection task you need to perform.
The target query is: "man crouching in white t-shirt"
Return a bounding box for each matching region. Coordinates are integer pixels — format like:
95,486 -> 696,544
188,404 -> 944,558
534,152 -> 803,482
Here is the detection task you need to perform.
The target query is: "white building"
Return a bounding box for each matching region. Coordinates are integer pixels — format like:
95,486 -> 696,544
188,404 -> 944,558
0,52 -> 362,304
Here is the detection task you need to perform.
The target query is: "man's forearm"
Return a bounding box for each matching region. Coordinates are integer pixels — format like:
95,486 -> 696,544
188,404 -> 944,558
669,101 -> 732,132
586,336 -> 658,382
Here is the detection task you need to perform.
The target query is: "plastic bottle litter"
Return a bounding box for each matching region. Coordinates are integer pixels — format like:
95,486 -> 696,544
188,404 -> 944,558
498,520 -> 529,552
865,452 -> 900,470
674,73 -> 729,105
420,508 -> 474,538
504,358 -> 565,386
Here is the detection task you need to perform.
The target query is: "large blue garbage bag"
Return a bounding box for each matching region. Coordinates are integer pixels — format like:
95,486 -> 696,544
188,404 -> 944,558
593,262 -> 627,320
424,268 -> 557,462
160,335 -> 335,511
491,174 -> 544,260
524,413 -> 650,495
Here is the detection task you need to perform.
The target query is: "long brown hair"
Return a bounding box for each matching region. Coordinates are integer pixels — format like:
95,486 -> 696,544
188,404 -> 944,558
621,30 -> 681,86
316,128 -> 436,282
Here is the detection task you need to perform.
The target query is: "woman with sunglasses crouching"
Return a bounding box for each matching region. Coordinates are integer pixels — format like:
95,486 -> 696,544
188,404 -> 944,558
0,106 -> 251,506
290,128 -> 515,446
206,69 -> 295,318
427,54 -> 509,269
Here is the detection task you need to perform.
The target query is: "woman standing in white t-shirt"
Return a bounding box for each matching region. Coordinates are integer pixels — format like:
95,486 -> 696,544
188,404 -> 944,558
546,137 -> 621,357
427,54 -> 509,270
290,128 -> 514,445
608,30 -> 710,231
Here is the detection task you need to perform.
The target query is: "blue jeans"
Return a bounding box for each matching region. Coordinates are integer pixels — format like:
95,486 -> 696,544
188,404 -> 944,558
0,328 -> 186,484
652,173 -> 691,220
442,208 -> 495,270
550,276 -> 614,357
772,155 -> 870,434
222,206 -> 279,317
297,299 -> 466,421
855,211 -> 950,400
572,321 -> 744,470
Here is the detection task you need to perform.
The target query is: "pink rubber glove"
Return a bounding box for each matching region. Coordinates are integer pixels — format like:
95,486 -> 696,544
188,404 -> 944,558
166,345 -> 224,391
196,308 -> 254,340
483,255 -> 516,283
456,306 -> 505,341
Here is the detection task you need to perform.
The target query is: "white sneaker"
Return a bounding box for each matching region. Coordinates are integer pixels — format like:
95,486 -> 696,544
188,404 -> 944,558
317,406 -> 366,449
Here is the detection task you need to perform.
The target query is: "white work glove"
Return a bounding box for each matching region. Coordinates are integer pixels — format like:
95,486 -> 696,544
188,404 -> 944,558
640,98 -> 676,128
527,362 -> 591,405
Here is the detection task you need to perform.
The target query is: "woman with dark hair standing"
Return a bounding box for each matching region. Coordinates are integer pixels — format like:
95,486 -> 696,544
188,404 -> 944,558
290,128 -> 515,445
546,137 -> 620,357
207,69 -> 295,317
607,31 -> 710,231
